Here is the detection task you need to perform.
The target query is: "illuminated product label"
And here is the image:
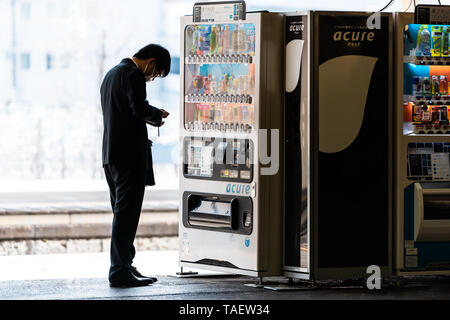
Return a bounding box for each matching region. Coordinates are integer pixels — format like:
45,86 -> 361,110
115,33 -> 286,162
226,183 -> 251,195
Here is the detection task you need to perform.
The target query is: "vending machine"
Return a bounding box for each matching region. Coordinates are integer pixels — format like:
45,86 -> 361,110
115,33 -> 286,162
284,11 -> 393,281
394,12 -> 450,275
178,11 -> 284,277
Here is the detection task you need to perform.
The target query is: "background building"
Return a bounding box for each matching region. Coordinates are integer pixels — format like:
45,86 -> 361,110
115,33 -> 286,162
0,0 -> 404,182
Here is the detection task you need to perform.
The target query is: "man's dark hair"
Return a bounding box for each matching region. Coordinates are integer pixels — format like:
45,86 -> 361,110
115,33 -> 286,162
133,44 -> 171,77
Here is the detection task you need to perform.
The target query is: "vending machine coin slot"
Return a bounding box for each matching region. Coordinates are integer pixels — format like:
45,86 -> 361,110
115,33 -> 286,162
243,211 -> 252,228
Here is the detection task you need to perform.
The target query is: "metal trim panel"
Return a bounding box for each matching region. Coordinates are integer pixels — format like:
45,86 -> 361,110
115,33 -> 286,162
180,261 -> 267,277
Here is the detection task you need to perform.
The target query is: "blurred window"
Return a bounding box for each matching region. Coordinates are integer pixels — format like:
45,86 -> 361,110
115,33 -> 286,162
171,57 -> 180,75
20,2 -> 31,20
20,53 -> 30,70
46,54 -> 54,70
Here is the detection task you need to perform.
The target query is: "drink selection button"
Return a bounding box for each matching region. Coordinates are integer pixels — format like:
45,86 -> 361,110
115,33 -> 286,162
240,170 -> 251,180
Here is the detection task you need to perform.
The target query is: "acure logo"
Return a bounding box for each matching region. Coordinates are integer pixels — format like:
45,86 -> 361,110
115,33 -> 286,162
226,183 -> 251,195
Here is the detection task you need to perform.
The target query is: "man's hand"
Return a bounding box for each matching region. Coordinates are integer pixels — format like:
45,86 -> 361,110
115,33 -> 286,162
160,109 -> 169,126
161,109 -> 169,118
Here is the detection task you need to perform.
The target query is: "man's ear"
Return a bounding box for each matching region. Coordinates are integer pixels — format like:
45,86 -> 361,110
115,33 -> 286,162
147,58 -> 156,65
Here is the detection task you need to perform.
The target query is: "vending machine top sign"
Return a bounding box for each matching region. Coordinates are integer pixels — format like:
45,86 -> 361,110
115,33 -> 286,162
193,1 -> 246,23
415,4 -> 450,25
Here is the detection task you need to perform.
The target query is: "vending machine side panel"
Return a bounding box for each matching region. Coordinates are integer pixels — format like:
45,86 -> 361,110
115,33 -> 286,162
283,11 -> 312,278
312,11 -> 393,280
258,12 -> 285,276
393,12 -> 414,273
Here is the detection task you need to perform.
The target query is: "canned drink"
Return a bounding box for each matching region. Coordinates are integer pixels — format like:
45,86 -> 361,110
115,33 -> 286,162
423,110 -> 432,123
440,75 -> 448,95
432,106 -> 441,124
432,75 -> 440,95
412,76 -> 422,96
413,104 -> 423,122
422,77 -> 431,95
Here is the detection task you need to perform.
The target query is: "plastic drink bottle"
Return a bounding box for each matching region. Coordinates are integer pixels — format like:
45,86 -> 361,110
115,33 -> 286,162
431,26 -> 443,56
418,25 -> 431,56
432,75 -> 440,95
223,25 -> 230,55
440,75 -> 448,95
412,76 -> 422,96
201,25 -> 210,54
192,26 -> 200,55
210,26 -> 217,54
210,76 -> 217,94
237,25 -> 246,52
422,76 -> 431,95
232,24 -> 239,53
246,24 -> 255,53
443,27 -> 450,56
217,25 -> 223,54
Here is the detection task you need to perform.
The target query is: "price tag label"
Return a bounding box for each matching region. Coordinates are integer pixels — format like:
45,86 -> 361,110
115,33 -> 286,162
193,1 -> 246,23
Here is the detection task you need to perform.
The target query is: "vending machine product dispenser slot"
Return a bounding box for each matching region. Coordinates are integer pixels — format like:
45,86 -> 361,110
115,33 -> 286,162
188,196 -> 236,229
183,192 -> 252,234
414,182 -> 450,242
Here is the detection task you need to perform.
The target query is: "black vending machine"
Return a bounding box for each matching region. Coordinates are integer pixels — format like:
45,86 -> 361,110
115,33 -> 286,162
284,11 -> 393,281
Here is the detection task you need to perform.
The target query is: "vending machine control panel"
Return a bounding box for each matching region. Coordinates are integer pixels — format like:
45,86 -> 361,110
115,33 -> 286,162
183,137 -> 253,182
407,142 -> 450,180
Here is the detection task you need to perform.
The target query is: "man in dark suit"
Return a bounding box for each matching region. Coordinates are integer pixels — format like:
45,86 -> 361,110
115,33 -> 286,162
100,44 -> 170,287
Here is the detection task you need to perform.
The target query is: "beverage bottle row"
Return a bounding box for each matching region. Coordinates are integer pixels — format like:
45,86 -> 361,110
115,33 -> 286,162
190,24 -> 255,56
412,75 -> 449,96
416,24 -> 450,57
191,103 -> 254,125
412,104 -> 449,125
191,73 -> 254,96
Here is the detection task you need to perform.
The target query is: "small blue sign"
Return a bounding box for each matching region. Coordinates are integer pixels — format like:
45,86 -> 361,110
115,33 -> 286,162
245,238 -> 250,247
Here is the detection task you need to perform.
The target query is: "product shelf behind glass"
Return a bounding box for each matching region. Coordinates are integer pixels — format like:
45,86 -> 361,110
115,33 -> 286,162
184,23 -> 256,133
404,24 -> 450,136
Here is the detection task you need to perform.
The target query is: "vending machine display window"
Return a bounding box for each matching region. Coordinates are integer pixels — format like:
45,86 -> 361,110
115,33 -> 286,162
183,23 -> 256,132
403,24 -> 450,135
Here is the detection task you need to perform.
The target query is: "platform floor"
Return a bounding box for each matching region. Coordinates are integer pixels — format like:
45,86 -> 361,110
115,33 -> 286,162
1,251 -> 450,300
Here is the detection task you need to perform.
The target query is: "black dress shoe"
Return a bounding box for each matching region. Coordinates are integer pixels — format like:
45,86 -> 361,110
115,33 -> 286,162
109,270 -> 154,288
131,265 -> 158,283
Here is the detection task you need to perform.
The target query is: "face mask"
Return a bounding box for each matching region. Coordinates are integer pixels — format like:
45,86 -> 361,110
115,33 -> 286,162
144,62 -> 155,82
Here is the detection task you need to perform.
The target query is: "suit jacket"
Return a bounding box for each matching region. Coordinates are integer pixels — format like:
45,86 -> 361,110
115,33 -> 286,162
100,58 -> 162,174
